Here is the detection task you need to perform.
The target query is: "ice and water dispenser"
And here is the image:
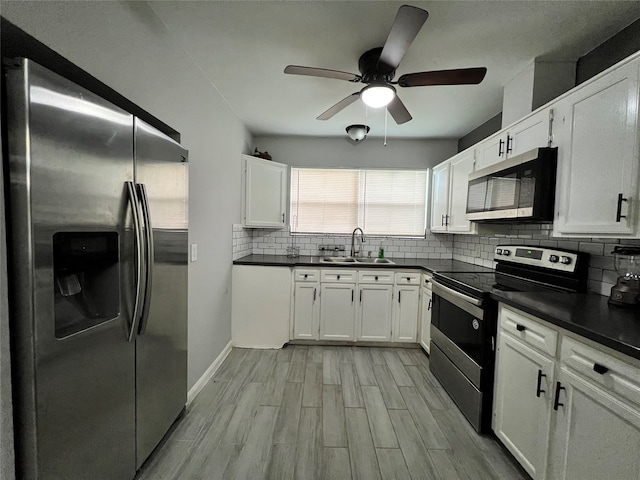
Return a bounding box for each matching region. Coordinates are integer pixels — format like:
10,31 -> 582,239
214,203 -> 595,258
53,232 -> 119,337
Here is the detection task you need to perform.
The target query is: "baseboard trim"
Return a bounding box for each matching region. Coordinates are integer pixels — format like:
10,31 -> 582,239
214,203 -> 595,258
187,340 -> 232,406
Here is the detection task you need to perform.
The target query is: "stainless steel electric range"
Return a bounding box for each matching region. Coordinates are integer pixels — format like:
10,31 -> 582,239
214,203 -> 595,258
429,245 -> 589,433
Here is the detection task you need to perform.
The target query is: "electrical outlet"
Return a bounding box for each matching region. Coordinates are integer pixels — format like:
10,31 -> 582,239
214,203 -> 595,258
190,244 -> 198,262
474,244 -> 481,256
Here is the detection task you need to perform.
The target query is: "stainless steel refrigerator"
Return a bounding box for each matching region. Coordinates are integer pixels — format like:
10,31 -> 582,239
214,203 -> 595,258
4,58 -> 188,480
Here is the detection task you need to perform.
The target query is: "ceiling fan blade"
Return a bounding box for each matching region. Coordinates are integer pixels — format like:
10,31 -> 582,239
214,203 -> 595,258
317,92 -> 361,120
378,5 -> 429,71
398,67 -> 487,87
284,65 -> 361,82
387,95 -> 412,125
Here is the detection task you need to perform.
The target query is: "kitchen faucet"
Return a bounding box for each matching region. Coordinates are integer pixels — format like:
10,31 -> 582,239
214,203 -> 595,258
350,227 -> 365,257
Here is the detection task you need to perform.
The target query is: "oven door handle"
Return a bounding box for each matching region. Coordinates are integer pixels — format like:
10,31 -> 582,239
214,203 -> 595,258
431,280 -> 482,306
431,280 -> 484,319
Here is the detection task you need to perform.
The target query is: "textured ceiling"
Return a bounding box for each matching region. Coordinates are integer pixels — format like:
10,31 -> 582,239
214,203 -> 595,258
149,1 -> 640,139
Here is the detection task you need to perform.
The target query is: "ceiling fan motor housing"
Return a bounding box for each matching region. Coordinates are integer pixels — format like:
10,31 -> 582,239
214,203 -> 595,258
359,47 -> 396,84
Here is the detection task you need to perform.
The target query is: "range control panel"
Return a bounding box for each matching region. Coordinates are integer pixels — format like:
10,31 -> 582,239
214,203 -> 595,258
494,245 -> 579,273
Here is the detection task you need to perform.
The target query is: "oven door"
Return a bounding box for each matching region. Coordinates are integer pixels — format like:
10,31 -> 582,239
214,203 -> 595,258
430,281 -> 485,387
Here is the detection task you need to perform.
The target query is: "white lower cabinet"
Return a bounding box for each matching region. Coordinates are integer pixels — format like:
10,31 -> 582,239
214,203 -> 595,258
292,282 -> 319,340
419,275 -> 432,353
292,269 -> 320,340
494,304 -> 640,480
493,332 -> 555,479
231,265 -> 291,348
291,267 -> 425,344
358,284 -> 393,341
547,367 -> 640,480
320,283 -> 356,340
393,284 -> 420,342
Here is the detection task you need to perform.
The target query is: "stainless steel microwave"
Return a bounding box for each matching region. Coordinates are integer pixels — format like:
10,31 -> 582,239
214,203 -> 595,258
466,147 -> 557,222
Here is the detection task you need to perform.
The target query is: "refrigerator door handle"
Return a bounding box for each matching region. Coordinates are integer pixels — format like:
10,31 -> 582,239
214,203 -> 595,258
127,181 -> 145,342
137,183 -> 154,335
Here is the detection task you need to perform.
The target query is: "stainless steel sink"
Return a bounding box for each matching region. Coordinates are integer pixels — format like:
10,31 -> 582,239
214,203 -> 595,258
355,258 -> 394,264
318,257 -> 394,265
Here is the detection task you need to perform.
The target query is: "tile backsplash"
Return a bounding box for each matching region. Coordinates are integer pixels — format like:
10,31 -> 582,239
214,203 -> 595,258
233,223 -> 640,297
232,225 -> 454,260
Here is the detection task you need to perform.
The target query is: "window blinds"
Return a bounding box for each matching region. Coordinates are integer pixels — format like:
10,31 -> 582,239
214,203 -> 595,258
291,168 -> 427,236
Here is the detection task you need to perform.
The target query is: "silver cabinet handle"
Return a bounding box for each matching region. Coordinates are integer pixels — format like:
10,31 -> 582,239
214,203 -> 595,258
126,181 -> 144,342
137,183 -> 154,335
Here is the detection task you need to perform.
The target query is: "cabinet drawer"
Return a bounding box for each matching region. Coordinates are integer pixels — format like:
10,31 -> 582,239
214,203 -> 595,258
499,305 -> 558,357
321,269 -> 356,283
395,272 -> 421,285
358,270 -> 394,284
422,273 -> 433,290
560,336 -> 640,408
294,269 -> 319,282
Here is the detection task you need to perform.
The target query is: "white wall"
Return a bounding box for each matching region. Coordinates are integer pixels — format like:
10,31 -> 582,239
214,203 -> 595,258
1,1 -> 251,389
253,135 -> 457,169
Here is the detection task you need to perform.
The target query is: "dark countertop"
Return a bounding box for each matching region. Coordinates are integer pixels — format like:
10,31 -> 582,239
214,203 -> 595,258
233,254 -> 494,273
492,290 -> 640,361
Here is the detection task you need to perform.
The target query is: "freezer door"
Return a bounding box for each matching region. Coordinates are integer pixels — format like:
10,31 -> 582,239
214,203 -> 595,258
134,118 -> 188,468
5,59 -> 137,479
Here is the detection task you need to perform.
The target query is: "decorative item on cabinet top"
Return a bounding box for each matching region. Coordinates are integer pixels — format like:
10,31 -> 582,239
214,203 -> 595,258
252,148 -> 272,160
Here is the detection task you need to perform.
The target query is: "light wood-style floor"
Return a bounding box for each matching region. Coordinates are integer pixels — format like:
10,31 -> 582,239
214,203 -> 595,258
137,345 -> 528,480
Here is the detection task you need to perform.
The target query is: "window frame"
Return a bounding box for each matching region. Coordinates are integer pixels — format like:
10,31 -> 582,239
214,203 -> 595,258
289,166 -> 429,238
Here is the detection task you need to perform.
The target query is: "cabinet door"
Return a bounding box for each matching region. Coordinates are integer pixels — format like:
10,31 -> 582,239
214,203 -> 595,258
475,132 -> 505,170
320,283 -> 356,341
553,59 -> 640,237
447,150 -> 477,233
547,367 -> 640,480
493,332 -> 555,480
430,161 -> 450,233
393,285 -> 419,342
293,283 -> 319,340
242,155 -> 287,228
419,287 -> 432,353
358,284 -> 393,342
508,108 -> 551,157
231,265 -> 291,348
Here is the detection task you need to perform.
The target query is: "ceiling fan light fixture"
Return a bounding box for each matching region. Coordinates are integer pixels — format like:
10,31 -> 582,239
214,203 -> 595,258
361,84 -> 396,108
346,124 -> 370,142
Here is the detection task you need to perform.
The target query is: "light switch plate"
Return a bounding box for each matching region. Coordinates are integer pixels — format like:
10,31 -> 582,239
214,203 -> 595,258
190,243 -> 198,262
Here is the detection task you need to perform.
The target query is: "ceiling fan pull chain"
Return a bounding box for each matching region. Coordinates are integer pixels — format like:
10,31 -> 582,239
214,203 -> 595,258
365,105 -> 368,134
384,107 -> 388,146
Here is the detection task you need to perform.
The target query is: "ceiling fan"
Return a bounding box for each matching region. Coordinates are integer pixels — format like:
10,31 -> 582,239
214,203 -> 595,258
284,5 -> 487,125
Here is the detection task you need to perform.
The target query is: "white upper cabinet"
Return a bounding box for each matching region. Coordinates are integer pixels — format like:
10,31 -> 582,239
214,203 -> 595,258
430,161 -> 451,233
553,57 -> 640,237
475,108 -> 553,171
241,154 -> 288,228
430,150 -> 477,234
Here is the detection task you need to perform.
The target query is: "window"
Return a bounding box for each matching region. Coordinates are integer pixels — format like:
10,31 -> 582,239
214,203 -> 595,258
290,168 -> 428,236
